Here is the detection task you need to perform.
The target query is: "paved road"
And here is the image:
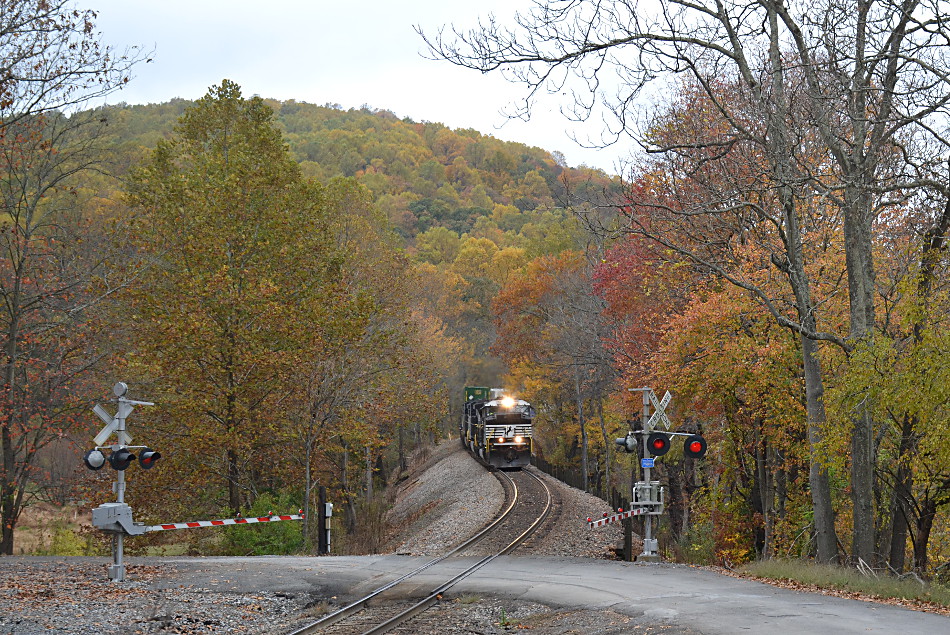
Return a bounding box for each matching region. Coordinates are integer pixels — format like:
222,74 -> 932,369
154,554 -> 950,634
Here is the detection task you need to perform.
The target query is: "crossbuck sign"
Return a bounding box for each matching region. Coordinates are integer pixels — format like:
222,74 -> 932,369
93,402 -> 134,446
92,382 -> 155,446
646,390 -> 672,430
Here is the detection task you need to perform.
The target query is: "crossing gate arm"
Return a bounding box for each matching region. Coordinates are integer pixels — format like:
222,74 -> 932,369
587,508 -> 648,529
146,513 -> 305,532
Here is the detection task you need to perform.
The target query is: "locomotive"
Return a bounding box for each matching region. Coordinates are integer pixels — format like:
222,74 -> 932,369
461,386 -> 535,470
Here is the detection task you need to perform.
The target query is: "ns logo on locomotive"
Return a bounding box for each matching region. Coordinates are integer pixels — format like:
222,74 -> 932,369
461,387 -> 535,470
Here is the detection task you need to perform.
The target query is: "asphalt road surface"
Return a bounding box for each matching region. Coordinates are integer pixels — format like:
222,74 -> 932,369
152,554 -> 950,634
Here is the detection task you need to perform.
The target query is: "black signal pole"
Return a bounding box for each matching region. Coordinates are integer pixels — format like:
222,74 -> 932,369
318,486 -> 328,555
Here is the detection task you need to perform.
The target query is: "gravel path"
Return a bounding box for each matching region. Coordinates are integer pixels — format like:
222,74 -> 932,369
0,441 -> 633,634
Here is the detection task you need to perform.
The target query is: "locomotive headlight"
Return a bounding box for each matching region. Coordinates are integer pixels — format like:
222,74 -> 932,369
497,436 -> 505,443
515,436 -> 523,443
500,396 -> 515,409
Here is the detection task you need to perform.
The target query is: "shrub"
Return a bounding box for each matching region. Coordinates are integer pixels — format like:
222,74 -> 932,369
220,492 -> 304,556
36,522 -> 97,556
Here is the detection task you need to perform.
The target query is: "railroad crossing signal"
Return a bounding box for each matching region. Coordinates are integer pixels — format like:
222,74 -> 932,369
85,382 -> 156,582
604,387 -> 711,562
84,381 -> 310,582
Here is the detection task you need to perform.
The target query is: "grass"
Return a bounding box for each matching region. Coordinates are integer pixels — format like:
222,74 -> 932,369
739,559 -> 950,610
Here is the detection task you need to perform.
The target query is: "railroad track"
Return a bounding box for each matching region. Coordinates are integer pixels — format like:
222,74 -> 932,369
288,468 -> 553,635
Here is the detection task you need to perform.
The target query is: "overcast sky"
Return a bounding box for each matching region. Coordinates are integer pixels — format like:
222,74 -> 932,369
86,0 -> 632,174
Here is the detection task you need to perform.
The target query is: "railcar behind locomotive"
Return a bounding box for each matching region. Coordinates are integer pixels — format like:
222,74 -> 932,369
461,386 -> 535,470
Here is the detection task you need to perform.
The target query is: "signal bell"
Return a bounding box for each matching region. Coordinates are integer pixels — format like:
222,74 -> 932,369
647,432 -> 671,456
83,449 -> 106,470
684,434 -> 708,459
138,448 -> 162,469
108,447 -> 136,471
614,433 -> 637,453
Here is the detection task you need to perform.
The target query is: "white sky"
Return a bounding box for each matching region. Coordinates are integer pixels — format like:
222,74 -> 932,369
87,0 -> 632,174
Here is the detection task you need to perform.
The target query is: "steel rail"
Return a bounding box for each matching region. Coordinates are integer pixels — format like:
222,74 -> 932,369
286,470 -> 521,635
362,468 -> 553,635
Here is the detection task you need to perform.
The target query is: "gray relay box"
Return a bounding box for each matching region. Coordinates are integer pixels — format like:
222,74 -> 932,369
91,502 -> 147,536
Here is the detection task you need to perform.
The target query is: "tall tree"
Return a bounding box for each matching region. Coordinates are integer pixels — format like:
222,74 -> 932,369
124,80 -> 340,515
0,1 -> 142,554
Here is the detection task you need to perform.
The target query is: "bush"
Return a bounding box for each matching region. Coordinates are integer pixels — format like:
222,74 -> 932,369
35,522 -> 98,556
669,520 -> 717,565
220,492 -> 304,556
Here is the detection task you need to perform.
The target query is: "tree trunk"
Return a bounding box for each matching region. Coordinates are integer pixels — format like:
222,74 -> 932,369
1,284 -> 22,555
841,173 -> 879,566
398,425 -> 406,473
913,497 -> 937,574
302,434 -> 314,549
573,366 -> 588,492
596,399 -> 611,497
897,175 -> 950,570
761,9 -> 838,563
666,459 -> 686,542
227,448 -> 242,513
802,334 -> 838,563
752,423 -> 774,559
365,445 -> 373,500
1,423 -> 15,555
887,416 -> 914,573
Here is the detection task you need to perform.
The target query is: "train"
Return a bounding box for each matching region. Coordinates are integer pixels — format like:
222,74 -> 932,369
460,386 -> 535,470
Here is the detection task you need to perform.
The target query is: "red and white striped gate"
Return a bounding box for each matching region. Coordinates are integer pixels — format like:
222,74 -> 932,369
587,507 -> 648,528
146,511 -> 305,532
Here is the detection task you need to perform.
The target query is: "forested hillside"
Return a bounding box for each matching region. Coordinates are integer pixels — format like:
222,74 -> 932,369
103,98 -> 614,239
95,95 -> 619,397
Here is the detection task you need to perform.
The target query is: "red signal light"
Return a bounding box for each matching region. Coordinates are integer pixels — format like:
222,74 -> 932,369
138,448 -> 161,470
683,434 -> 708,459
646,432 -> 671,456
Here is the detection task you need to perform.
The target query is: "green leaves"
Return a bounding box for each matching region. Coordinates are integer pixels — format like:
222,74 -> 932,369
122,81 -> 345,515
